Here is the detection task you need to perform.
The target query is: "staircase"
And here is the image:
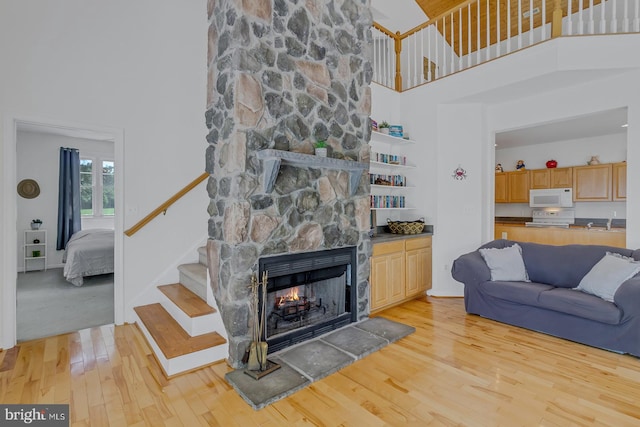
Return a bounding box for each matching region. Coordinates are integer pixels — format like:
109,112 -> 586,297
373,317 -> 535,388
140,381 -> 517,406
133,246 -> 228,378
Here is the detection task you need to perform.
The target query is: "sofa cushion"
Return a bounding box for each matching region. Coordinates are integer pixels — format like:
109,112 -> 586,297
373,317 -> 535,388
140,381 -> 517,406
479,243 -> 529,282
480,281 -> 553,305
537,288 -> 622,324
519,242 -> 635,288
575,252 -> 640,302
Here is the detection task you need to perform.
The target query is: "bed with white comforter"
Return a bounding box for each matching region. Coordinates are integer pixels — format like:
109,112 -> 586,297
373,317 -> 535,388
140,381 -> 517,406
62,229 -> 115,286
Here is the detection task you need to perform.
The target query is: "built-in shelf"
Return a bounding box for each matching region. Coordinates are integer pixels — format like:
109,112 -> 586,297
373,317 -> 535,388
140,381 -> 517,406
371,185 -> 415,190
371,207 -> 415,211
370,132 -> 416,145
369,161 -> 415,169
256,149 -> 369,196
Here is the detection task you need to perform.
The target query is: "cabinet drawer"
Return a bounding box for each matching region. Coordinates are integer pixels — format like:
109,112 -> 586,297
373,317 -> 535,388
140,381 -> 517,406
405,236 -> 431,251
372,240 -> 405,256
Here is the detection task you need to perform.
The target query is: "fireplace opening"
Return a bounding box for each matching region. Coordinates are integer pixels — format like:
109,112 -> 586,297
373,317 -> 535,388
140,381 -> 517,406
258,246 -> 357,353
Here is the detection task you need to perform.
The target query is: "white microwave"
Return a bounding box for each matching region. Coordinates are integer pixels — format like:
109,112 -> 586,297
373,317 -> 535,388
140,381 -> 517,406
529,188 -> 573,207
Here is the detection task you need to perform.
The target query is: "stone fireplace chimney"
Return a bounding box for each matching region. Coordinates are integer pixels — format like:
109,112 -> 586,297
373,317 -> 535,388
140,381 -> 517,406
205,0 -> 373,368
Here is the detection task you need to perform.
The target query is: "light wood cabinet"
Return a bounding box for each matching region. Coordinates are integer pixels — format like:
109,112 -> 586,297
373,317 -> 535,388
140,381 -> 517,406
573,164 -> 612,201
530,167 -> 573,190
495,172 -> 508,203
370,236 -> 432,313
495,224 -> 625,247
613,162 -> 627,201
495,171 -> 529,203
405,237 -> 432,298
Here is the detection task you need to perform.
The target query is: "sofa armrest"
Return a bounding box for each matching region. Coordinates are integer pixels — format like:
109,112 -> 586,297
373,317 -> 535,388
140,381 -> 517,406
614,277 -> 640,321
451,250 -> 491,288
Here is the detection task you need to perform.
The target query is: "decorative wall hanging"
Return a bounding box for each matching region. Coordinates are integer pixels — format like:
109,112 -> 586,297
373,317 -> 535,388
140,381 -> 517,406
453,165 -> 467,180
17,179 -> 40,199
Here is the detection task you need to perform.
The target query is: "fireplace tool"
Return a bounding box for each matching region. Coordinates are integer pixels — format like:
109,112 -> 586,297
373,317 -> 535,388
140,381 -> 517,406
245,271 -> 280,379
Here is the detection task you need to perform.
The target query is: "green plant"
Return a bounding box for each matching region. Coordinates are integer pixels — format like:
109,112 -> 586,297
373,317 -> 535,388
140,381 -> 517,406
314,140 -> 328,148
379,121 -> 390,129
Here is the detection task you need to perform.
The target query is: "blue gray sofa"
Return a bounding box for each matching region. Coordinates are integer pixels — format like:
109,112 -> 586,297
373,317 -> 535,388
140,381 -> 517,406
451,239 -> 640,356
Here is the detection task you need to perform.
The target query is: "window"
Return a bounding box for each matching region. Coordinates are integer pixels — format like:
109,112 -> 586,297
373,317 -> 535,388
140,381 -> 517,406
80,157 -> 115,217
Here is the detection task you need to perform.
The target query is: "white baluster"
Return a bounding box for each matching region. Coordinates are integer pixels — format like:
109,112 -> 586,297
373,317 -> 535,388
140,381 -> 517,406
600,0 -> 607,33
459,8 -> 463,70
634,0 -> 640,32
624,0 -> 630,32
497,0 -> 501,56
541,0 -> 546,40
518,0 -> 523,49
567,0 -> 573,35
443,17 -> 447,76
612,0 -> 618,33
468,4 -> 473,67
477,0 -> 482,64
578,0 -> 584,35
507,0 -> 512,53
486,0 -> 491,60
414,33 -> 418,86
427,27 -> 433,81
451,13 -> 455,72
407,36 -> 412,89
529,0 -> 534,45
435,19 -> 440,79
589,0 -> 595,34
421,28 -> 425,83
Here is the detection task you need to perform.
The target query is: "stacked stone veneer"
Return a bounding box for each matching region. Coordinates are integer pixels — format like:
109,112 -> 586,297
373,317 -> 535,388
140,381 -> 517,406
205,0 -> 373,368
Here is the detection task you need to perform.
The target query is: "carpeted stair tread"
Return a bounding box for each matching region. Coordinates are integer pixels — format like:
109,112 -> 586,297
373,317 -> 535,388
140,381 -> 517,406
158,284 -> 215,318
134,303 -> 225,359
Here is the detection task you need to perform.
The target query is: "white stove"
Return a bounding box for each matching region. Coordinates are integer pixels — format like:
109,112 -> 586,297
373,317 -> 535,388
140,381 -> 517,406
525,208 -> 575,228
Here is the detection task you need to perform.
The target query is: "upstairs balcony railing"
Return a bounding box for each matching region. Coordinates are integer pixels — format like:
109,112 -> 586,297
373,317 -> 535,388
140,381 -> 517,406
373,0 -> 640,91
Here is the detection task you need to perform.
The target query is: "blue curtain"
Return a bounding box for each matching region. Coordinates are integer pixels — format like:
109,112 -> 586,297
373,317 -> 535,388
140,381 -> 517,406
56,147 -> 81,250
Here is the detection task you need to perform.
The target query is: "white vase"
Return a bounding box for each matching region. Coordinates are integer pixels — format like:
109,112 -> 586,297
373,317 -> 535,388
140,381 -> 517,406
31,223 -> 41,230
379,128 -> 390,135
315,147 -> 327,157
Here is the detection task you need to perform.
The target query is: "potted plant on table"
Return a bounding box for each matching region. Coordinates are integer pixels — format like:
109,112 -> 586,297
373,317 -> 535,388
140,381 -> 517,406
314,140 -> 328,157
378,121 -> 390,134
31,219 -> 42,230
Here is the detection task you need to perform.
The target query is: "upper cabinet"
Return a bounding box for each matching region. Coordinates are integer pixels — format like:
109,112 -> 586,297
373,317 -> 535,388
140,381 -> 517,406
573,164 -> 612,201
530,167 -> 572,189
495,171 -> 529,203
613,162 -> 627,201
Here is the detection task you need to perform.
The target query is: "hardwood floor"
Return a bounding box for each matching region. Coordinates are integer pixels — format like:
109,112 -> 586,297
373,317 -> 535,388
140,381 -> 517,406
2,297 -> 640,426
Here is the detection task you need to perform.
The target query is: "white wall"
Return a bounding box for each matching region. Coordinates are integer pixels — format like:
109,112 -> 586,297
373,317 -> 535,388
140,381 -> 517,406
495,132 -> 628,219
17,130 -> 115,270
372,35 -> 640,297
0,0 -> 209,346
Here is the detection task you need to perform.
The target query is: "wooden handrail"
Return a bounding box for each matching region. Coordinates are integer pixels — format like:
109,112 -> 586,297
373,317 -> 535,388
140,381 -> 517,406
124,172 -> 209,237
398,0 -> 477,39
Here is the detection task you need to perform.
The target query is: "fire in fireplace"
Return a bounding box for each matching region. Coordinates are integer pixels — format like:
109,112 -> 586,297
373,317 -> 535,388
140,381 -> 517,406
258,246 -> 357,353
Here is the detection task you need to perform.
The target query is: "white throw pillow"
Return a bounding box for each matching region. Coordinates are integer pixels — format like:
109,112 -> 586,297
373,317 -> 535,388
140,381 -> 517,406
576,252 -> 640,302
479,243 -> 530,282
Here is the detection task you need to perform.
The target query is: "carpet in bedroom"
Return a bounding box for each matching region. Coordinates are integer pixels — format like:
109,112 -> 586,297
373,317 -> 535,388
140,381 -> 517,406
17,268 -> 114,342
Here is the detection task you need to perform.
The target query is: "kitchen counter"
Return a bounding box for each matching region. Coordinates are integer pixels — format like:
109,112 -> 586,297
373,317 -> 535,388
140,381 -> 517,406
495,221 -> 626,247
371,224 -> 434,243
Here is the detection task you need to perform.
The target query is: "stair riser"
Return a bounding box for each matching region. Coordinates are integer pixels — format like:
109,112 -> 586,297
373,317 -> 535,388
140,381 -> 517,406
158,294 -> 217,336
179,270 -> 207,301
134,312 -> 227,377
198,248 -> 207,266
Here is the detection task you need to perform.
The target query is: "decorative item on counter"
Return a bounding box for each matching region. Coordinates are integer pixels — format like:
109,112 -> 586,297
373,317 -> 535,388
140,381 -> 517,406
516,160 -> 526,170
314,140 -> 328,157
387,218 -> 425,234
31,219 -> 42,230
495,163 -> 503,172
371,119 -> 378,132
546,160 -> 558,168
378,121 -> 390,134
453,165 -> 467,180
588,155 -> 601,165
389,125 -> 403,138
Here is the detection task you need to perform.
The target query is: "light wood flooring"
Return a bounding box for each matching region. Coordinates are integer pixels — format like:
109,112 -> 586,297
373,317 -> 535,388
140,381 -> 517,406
2,297 -> 640,426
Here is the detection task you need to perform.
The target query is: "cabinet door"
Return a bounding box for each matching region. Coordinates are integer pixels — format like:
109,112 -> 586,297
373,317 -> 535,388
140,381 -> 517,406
508,171 -> 530,203
370,241 -> 405,311
573,164 -> 612,201
495,173 -> 508,203
388,251 -> 405,304
613,162 -> 627,201
550,167 -> 572,188
530,169 -> 550,189
370,255 -> 390,310
406,247 -> 432,296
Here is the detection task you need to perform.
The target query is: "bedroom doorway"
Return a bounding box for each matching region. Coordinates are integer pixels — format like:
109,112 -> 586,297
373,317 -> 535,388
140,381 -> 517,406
2,116 -> 124,346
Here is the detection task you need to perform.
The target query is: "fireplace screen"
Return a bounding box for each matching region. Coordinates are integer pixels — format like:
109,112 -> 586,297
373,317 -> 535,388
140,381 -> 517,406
258,246 -> 357,353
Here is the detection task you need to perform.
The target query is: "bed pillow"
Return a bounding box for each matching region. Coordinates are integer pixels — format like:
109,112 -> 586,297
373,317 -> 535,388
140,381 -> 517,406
576,252 -> 640,302
479,243 -> 530,282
